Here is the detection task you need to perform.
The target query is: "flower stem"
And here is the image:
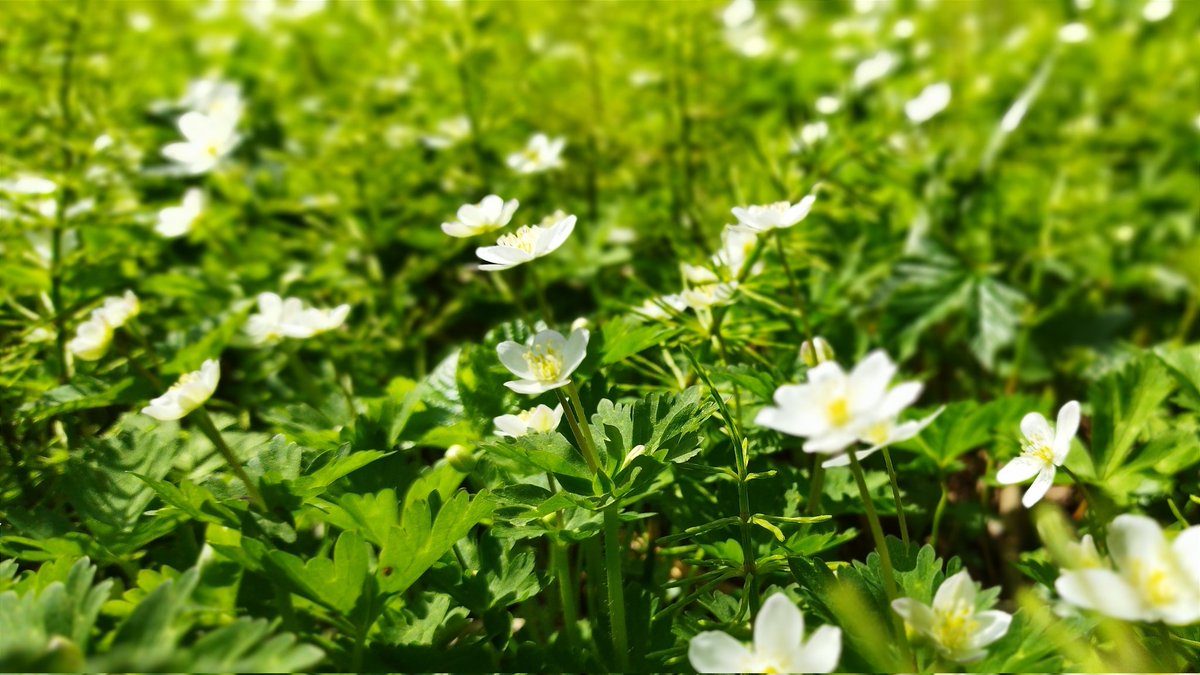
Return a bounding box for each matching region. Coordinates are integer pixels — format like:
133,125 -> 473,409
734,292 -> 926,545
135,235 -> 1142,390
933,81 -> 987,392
603,503 -> 629,671
774,230 -> 813,341
546,473 -> 581,649
847,448 -> 910,664
556,388 -> 598,474
528,263 -> 554,325
881,448 -> 910,546
930,477 -> 949,550
563,380 -> 601,472
191,407 -> 266,511
805,459 -> 825,516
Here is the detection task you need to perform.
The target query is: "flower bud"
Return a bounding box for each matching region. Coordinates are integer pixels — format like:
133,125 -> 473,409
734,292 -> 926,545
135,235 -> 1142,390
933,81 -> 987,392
800,336 -> 835,367
446,444 -> 477,473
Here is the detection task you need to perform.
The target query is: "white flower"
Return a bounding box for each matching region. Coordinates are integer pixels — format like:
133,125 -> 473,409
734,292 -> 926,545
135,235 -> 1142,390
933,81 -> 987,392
68,316 -> 114,362
475,213 -> 575,271
67,291 -> 140,362
892,570 -> 1012,664
996,400 -> 1079,508
636,293 -> 688,320
688,593 -> 841,674
1057,22 -> 1090,43
493,404 -> 564,437
792,121 -> 830,152
1063,534 -> 1105,570
422,116 -> 471,150
853,51 -> 897,89
155,188 -> 205,238
497,328 -> 588,395
506,133 -> 566,174
142,359 -> 220,420
1056,514 -> 1200,624
0,175 -> 57,195
815,95 -> 842,115
731,193 -> 817,232
681,282 -> 737,311
893,18 -> 916,39
441,195 -> 519,238
713,226 -> 760,279
180,78 -> 244,125
905,82 -> 952,124
721,0 -> 755,27
162,111 -> 240,174
245,292 -> 350,345
756,350 -> 923,456
1142,0 -> 1173,22
821,408 -> 942,468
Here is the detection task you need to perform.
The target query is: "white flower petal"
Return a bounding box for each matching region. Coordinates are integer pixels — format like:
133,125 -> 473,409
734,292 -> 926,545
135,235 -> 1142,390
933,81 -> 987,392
966,610 -> 1011,649
1053,400 -> 1080,464
795,624 -> 841,673
891,597 -> 935,633
1056,569 -> 1149,621
1019,411 -> 1052,444
688,631 -> 755,674
753,594 -> 804,666
996,455 -> 1043,485
1108,514 -> 1170,572
847,350 -> 896,411
1021,467 -> 1056,507
497,341 -> 533,379
933,570 -> 976,611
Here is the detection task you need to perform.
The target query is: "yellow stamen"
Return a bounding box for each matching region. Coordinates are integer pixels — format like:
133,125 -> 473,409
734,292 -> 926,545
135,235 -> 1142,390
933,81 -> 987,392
828,397 -> 850,426
524,343 -> 563,383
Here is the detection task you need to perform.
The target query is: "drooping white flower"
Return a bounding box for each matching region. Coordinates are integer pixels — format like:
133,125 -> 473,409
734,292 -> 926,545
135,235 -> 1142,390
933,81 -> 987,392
996,400 -> 1079,508
905,82 -> 952,124
441,195 -> 519,238
493,404 -> 564,437
756,350 -> 923,456
475,213 -> 575,271
731,193 -> 817,233
506,133 -> 566,174
67,291 -> 141,362
853,51 -> 897,89
162,111 -> 240,174
689,593 -> 841,674
68,316 -> 114,362
142,359 -> 220,420
892,570 -> 1012,664
1142,0 -> 1173,22
1056,515 -> 1200,625
155,188 -> 205,238
497,328 -> 588,395
245,292 -> 350,345
713,226 -> 761,279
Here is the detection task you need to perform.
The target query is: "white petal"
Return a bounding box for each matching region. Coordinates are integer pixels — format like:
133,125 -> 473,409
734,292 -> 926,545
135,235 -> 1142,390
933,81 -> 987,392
1053,400 -> 1080,464
879,381 -> 922,418
821,446 -> 880,468
1021,467 -> 1056,507
537,214 -> 576,256
996,455 -> 1043,485
178,111 -> 213,142
967,610 -> 1011,649
688,631 -> 755,674
493,414 -> 527,438
1108,514 -> 1170,572
497,342 -> 532,379
561,328 -> 589,376
1019,412 -> 1053,444
1170,526 -> 1200,590
847,350 -> 896,411
933,570 -> 975,611
802,428 -> 862,454
794,624 -> 841,673
142,402 -> 183,421
753,594 -> 804,666
505,379 -> 560,395
476,245 -> 531,267
891,598 -> 935,633
1055,569 -> 1149,621
442,222 -> 480,237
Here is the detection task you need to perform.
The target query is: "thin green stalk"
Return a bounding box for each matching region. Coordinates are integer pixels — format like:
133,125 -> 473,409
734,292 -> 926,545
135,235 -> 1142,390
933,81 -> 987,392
555,388 -> 598,473
804,458 -> 825,516
774,231 -> 813,341
192,408 -> 266,511
847,448 -> 910,664
930,477 -> 949,550
603,503 -> 629,671
880,448 -> 909,546
528,263 -> 554,324
563,380 -> 600,472
550,539 -> 581,648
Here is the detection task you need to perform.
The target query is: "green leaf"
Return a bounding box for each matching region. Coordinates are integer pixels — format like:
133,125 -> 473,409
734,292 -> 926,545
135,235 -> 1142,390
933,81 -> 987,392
600,315 -> 681,365
262,530 -> 369,615
378,490 -> 494,595
1090,354 -> 1175,479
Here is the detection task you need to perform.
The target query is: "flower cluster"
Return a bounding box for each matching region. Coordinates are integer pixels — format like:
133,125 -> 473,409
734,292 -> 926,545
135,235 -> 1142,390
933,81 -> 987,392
245,292 -> 351,345
67,291 -> 141,362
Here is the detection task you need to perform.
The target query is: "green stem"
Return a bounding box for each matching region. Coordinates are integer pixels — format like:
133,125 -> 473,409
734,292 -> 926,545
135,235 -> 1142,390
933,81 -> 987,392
192,408 -> 266,511
734,438 -> 760,616
563,380 -> 601,472
881,448 -> 910,546
603,504 -> 629,671
550,539 -> 581,649
930,477 -> 949,550
774,230 -> 813,341
555,388 -> 598,474
847,448 -> 910,664
804,458 -> 825,517
528,263 -> 554,325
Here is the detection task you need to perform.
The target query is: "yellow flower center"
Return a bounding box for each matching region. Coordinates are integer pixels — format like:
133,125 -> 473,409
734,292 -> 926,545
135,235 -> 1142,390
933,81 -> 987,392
205,143 -> 221,158
1131,560 -> 1175,607
864,421 -> 891,445
524,343 -> 563,383
497,226 -> 540,254
827,397 -> 850,426
1020,438 -> 1055,465
933,601 -> 979,656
